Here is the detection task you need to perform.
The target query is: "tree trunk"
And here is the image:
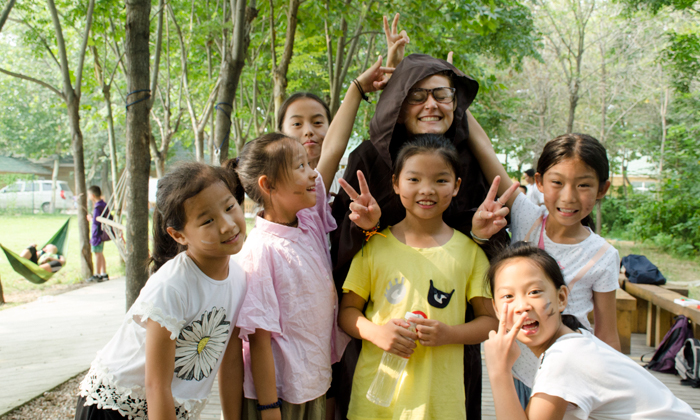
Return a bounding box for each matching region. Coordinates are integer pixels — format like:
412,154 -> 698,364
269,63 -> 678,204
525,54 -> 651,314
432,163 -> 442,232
50,141 -> 60,213
213,0 -> 257,163
271,0 -> 301,121
66,97 -> 93,279
0,274 -> 4,305
125,0 -> 154,310
105,87 -> 119,200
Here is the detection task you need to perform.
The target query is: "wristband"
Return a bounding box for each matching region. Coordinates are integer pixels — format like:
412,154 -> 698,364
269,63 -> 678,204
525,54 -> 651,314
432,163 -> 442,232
363,222 -> 386,242
470,229 -> 490,243
256,398 -> 282,411
352,79 -> 371,103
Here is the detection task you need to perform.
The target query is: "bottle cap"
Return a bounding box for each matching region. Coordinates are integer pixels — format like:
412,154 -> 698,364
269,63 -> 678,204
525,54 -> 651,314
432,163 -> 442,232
405,311 -> 426,320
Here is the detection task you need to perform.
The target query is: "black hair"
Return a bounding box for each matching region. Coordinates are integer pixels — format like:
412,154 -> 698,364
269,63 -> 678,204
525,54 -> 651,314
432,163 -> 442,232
88,185 -> 102,197
524,168 -> 535,177
537,134 -> 609,229
235,132 -> 300,206
277,92 -> 332,131
392,134 -> 461,182
149,161 -> 243,273
485,242 -> 587,332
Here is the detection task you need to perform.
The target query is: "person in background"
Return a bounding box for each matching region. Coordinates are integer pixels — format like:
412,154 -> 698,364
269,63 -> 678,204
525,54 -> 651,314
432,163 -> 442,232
86,185 -> 109,282
523,169 -> 544,206
20,243 -> 65,273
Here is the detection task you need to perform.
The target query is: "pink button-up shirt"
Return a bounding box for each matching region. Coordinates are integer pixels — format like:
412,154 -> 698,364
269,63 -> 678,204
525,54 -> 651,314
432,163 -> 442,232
236,171 -> 350,404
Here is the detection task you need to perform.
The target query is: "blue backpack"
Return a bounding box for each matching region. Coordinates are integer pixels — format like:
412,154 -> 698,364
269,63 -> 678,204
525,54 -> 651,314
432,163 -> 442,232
643,315 -> 694,374
621,254 -> 666,285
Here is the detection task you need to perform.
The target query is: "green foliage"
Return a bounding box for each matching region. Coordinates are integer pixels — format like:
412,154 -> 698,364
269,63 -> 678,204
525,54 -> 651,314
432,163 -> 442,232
661,31 -> 700,93
616,0 -> 699,14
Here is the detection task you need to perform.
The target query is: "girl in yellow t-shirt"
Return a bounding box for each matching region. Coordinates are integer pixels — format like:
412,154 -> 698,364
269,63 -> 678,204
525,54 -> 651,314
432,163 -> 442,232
338,134 -> 512,419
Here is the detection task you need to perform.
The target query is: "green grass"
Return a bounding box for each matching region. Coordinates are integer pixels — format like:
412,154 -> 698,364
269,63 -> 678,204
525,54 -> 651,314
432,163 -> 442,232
0,214 -> 125,300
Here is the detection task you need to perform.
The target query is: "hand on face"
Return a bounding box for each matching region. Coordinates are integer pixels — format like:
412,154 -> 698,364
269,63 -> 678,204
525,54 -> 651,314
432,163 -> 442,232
484,302 -> 527,374
339,170 -> 381,231
471,176 -> 519,240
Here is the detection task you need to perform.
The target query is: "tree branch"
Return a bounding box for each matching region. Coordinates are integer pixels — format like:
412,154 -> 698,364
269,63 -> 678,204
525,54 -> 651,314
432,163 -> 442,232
0,66 -> 63,97
74,0 -> 96,97
0,0 -> 16,33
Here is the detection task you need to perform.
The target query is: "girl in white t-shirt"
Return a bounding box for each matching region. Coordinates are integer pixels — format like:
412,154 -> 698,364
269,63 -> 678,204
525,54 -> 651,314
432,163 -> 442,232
75,162 -> 248,420
468,126 -> 620,390
484,244 -> 699,420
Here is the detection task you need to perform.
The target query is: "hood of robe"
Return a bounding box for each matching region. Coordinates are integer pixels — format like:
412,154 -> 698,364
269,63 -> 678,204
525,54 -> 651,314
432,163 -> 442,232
369,54 -> 479,169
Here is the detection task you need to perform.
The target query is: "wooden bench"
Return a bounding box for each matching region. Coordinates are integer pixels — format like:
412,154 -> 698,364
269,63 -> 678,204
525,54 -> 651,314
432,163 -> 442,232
616,288 -> 637,354
622,279 -> 700,348
586,287 -> 637,354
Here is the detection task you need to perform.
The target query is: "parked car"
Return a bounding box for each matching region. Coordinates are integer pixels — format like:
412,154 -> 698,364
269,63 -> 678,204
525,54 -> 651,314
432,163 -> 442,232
0,180 -> 75,212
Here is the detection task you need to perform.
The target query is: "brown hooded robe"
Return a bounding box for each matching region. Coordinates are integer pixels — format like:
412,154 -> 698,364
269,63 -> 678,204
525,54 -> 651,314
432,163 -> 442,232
329,54 -> 508,419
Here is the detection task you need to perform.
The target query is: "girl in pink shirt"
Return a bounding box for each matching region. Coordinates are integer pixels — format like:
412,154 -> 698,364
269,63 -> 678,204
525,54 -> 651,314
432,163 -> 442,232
233,58 -> 393,420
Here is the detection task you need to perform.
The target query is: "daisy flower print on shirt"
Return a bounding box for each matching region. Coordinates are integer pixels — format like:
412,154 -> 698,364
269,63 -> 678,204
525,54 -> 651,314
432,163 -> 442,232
174,307 -> 230,381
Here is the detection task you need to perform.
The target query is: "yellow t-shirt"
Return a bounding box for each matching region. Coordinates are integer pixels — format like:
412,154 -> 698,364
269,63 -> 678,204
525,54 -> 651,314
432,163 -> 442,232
342,228 -> 490,420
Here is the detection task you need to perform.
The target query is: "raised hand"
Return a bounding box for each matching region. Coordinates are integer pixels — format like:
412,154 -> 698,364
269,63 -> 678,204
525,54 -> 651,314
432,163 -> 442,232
339,170 -> 381,231
372,318 -> 418,358
355,55 -> 395,94
384,13 -> 410,69
484,303 -> 527,375
446,51 -> 453,64
471,176 -> 519,241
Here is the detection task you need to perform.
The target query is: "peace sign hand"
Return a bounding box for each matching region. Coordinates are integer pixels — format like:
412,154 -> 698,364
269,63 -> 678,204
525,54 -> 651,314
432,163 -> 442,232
383,13 -> 410,69
338,170 -> 381,231
484,303 -> 527,375
471,176 -> 519,241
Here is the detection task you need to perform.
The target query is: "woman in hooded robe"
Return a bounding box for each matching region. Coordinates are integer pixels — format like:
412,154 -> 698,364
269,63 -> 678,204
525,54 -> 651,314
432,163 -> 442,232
329,52 -> 508,419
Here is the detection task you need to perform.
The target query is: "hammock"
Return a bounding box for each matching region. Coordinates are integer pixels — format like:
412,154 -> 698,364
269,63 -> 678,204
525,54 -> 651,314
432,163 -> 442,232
0,219 -> 70,284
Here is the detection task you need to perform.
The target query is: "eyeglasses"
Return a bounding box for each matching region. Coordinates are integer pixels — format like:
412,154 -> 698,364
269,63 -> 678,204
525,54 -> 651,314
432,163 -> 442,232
405,87 -> 456,105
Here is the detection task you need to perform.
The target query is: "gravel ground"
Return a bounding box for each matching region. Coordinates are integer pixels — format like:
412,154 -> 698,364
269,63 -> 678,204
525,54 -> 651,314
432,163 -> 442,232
0,370 -> 86,420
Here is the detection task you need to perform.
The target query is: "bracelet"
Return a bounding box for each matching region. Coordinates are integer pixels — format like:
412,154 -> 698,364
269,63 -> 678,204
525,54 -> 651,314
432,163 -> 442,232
470,229 -> 490,243
256,398 -> 282,411
363,222 -> 386,242
352,79 -> 371,103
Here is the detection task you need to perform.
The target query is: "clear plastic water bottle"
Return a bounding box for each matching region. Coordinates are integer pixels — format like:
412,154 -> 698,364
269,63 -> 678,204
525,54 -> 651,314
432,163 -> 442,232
366,311 -> 424,407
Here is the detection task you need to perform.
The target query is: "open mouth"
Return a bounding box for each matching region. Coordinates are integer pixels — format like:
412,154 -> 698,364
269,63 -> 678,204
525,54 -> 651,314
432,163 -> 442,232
521,319 -> 539,335
557,208 -> 579,216
417,200 -> 436,207
221,233 -> 240,245
419,116 -> 441,122
306,186 -> 316,192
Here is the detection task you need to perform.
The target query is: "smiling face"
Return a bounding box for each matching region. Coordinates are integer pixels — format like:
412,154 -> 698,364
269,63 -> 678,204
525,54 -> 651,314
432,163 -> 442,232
492,257 -> 569,357
392,151 -> 461,223
177,181 -> 246,262
536,158 -> 609,233
268,142 -> 318,222
280,98 -> 329,167
397,74 -> 456,135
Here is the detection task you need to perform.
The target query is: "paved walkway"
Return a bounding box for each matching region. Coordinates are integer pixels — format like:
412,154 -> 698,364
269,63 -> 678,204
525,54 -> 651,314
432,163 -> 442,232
0,278 -> 125,416
2,279 -> 700,418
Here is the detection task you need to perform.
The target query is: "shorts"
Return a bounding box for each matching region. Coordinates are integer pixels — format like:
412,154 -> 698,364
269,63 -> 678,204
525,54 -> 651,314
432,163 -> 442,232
74,395 -> 128,420
47,260 -> 63,273
91,243 -> 104,253
26,246 -> 40,264
242,395 -> 326,420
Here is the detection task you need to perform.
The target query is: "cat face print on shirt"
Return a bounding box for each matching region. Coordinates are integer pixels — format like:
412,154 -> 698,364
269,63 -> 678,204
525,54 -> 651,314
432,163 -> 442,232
428,279 -> 454,309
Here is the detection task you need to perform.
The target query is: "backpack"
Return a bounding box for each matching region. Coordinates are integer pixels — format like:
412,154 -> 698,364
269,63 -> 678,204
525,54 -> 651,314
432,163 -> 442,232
643,315 -> 693,374
676,338 -> 700,387
621,254 -> 666,285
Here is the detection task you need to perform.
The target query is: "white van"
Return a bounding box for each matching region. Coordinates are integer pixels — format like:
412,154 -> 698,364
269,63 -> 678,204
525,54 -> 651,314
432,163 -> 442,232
0,180 -> 75,212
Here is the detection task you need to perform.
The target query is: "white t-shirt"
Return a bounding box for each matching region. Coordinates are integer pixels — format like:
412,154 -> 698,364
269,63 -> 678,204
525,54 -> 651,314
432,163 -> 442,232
532,329 -> 700,419
526,183 -> 544,206
79,252 -> 247,420
510,193 -> 620,387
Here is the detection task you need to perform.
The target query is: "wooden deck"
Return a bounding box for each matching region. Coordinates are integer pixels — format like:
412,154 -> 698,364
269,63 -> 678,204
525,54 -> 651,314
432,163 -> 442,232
201,333 -> 700,419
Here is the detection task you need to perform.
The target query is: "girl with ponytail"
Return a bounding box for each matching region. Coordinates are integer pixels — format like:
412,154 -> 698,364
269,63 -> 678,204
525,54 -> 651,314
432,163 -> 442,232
483,243 -> 699,420
75,162 -> 247,420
